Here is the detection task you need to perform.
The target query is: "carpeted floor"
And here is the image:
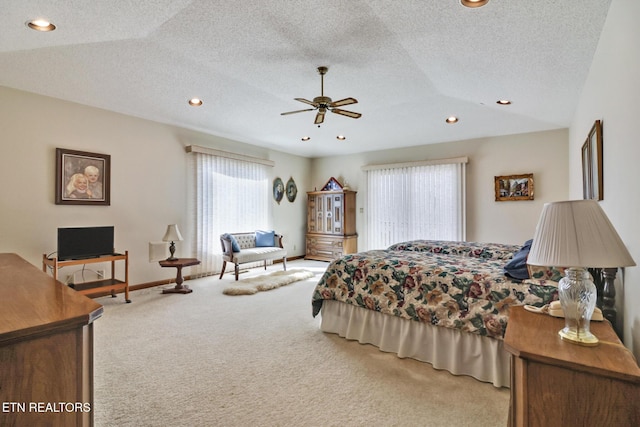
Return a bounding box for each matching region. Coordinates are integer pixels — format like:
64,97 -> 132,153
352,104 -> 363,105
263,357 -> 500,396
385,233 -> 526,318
93,259 -> 509,427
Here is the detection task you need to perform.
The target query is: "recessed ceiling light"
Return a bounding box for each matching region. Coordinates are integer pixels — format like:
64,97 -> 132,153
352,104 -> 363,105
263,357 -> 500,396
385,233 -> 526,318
301,136 -> 310,141
497,99 -> 512,105
446,116 -> 459,124
188,98 -> 203,107
336,135 -> 346,140
460,0 -> 489,8
26,19 -> 56,32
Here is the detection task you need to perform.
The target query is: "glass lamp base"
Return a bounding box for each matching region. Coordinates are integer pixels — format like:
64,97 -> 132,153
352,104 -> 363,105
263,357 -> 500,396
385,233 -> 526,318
558,327 -> 599,346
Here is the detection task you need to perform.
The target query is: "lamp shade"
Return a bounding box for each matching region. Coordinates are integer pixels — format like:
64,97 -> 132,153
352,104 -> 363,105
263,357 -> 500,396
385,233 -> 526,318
528,200 -> 635,268
162,224 -> 183,242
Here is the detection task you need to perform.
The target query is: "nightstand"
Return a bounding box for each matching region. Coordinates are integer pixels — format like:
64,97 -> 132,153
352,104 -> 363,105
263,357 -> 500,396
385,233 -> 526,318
504,306 -> 640,426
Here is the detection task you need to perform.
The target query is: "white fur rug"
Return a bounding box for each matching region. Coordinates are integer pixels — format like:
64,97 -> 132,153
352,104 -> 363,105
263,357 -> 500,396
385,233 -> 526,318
222,269 -> 315,295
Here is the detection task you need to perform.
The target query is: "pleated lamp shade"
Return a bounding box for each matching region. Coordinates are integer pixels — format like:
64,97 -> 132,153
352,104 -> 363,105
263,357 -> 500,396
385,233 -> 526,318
528,200 -> 635,268
162,224 -> 183,242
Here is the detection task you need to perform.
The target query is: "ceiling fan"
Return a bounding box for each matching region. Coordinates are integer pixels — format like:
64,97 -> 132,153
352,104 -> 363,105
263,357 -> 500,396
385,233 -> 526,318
281,66 -> 361,125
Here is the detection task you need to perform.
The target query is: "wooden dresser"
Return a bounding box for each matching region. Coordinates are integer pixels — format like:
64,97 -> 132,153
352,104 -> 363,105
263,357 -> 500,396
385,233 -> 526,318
0,253 -> 103,427
305,189 -> 357,261
504,306 -> 640,426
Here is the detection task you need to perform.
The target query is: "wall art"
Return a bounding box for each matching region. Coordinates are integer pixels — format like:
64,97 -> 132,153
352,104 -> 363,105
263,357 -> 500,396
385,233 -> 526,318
55,148 -> 110,205
494,173 -> 534,201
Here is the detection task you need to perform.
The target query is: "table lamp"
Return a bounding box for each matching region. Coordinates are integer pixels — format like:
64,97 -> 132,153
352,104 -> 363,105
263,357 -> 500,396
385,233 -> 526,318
162,224 -> 183,261
528,200 -> 635,346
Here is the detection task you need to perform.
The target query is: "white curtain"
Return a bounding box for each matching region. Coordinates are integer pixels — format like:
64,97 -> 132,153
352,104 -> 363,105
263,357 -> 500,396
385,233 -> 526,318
365,159 -> 466,250
190,151 -> 271,276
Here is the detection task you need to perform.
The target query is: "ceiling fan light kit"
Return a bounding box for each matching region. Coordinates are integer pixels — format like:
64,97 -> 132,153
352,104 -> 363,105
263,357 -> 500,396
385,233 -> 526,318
281,66 -> 361,125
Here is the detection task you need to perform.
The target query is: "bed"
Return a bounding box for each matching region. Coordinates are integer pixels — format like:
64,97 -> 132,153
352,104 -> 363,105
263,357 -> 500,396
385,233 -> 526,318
311,240 -> 561,388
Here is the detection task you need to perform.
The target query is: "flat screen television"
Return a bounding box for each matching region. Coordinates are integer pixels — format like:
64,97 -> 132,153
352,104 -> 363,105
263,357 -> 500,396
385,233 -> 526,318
57,226 -> 115,261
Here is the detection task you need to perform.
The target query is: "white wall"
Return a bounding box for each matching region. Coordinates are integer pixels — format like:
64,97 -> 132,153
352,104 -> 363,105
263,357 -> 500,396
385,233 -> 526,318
311,129 -> 569,250
569,0 -> 640,355
0,87 -> 310,285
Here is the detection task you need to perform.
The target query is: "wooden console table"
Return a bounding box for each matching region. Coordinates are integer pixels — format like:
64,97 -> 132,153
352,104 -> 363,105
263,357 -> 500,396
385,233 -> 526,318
159,258 -> 200,294
0,253 -> 103,427
504,306 -> 640,426
43,251 -> 130,303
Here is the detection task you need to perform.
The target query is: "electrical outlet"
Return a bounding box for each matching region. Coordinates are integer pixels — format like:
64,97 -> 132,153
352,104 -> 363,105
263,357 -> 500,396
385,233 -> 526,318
293,244 -> 297,251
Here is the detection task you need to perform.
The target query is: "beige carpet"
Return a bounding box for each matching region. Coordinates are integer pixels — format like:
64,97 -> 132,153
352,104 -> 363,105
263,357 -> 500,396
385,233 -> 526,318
222,268 -> 315,295
93,260 -> 509,427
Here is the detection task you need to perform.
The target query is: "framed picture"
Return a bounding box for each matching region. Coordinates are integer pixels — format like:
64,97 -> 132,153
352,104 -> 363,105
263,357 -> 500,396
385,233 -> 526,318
273,177 -> 284,204
286,177 -> 297,202
494,173 -> 534,201
55,148 -> 110,205
582,120 -> 603,200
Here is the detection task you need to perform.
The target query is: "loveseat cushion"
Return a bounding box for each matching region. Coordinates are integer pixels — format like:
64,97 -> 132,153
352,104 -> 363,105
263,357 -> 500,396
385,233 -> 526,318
230,247 -> 287,264
255,230 -> 275,247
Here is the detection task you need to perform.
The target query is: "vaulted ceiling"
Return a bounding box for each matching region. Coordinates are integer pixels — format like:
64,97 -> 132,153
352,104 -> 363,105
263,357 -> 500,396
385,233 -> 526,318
1,1 -> 612,157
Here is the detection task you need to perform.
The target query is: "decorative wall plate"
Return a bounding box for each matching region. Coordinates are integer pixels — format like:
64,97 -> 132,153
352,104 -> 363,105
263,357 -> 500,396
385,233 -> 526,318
273,177 -> 284,204
286,177 -> 298,202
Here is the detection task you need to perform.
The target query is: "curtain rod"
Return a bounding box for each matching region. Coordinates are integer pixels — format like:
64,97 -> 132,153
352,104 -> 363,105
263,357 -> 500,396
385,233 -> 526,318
185,145 -> 275,167
361,156 -> 468,171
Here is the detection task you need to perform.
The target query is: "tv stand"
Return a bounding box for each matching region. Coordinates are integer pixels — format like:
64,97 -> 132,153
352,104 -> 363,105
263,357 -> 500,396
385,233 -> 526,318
43,251 -> 130,303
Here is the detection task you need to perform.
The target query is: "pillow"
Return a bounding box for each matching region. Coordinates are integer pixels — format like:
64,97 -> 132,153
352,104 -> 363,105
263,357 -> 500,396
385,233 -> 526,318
255,230 -> 275,247
223,233 -> 241,252
503,239 -> 533,280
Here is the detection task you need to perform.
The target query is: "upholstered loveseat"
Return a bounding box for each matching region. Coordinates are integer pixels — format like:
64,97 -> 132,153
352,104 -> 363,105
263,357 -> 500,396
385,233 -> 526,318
219,231 -> 287,280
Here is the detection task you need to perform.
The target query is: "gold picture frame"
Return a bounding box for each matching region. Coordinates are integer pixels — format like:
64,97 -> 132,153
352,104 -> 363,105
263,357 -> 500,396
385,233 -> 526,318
495,174 -> 534,201
582,120 -> 603,200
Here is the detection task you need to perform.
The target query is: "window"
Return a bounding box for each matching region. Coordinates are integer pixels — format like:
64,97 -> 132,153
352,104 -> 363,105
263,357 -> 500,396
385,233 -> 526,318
364,158 -> 467,249
189,147 -> 272,275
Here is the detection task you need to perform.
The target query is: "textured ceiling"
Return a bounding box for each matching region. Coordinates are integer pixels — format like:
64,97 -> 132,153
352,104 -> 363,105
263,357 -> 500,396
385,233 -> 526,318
0,1 -> 612,158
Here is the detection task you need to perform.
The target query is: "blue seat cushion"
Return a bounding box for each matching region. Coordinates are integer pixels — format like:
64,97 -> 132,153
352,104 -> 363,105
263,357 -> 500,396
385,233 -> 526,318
255,230 -> 275,247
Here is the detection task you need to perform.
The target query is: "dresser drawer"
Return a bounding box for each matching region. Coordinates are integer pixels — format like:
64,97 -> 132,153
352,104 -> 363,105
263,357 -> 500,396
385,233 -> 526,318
305,234 -> 357,261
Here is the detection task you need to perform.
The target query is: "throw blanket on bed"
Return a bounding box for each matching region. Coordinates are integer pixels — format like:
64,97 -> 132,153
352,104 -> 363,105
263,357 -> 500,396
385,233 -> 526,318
312,241 -> 558,340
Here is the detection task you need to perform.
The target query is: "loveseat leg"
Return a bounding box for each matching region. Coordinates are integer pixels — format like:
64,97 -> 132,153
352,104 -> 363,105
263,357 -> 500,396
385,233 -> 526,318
283,257 -> 287,271
235,264 -> 239,281
219,261 -> 227,279
264,260 -> 267,270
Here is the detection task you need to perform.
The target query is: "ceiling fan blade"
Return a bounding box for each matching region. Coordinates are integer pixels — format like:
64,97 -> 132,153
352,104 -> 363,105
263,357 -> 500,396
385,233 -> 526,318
330,108 -> 362,119
314,109 -> 326,125
281,108 -> 315,116
295,98 -> 318,107
330,97 -> 358,107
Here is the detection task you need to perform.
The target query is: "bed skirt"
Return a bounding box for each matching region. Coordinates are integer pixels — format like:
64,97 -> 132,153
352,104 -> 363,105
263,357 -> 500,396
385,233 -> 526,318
319,300 -> 510,388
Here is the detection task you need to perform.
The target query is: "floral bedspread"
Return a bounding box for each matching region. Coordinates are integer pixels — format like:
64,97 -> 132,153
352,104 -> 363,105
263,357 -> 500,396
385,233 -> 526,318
386,240 -> 521,260
312,241 -> 559,340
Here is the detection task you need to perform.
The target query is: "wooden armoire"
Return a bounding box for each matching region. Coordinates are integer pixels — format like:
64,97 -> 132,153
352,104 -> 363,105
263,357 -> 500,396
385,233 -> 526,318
305,189 -> 357,261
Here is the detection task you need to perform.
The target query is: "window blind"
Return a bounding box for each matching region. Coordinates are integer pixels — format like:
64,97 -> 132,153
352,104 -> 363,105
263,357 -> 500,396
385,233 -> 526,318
189,151 -> 271,275
365,159 -> 466,249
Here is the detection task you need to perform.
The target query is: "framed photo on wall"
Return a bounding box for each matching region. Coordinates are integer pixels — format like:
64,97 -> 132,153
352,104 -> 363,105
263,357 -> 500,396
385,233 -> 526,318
273,177 -> 284,204
494,173 -> 534,201
581,120 -> 603,200
55,148 -> 110,205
